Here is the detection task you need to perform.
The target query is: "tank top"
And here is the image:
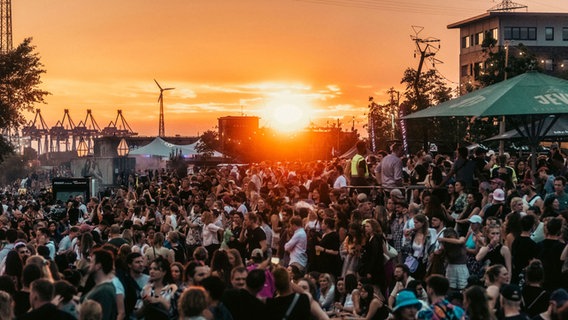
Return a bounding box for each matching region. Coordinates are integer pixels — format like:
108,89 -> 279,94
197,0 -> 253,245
484,244 -> 505,266
465,233 -> 476,249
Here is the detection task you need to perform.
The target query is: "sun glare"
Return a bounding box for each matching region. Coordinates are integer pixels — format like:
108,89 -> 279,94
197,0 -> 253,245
263,93 -> 312,133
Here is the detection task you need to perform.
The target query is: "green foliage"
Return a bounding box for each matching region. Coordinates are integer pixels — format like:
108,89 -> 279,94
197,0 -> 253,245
195,130 -> 220,159
0,38 -> 49,128
401,68 -> 453,112
0,38 -> 49,159
477,42 -> 538,88
399,68 -> 458,151
0,154 -> 29,186
367,98 -> 398,151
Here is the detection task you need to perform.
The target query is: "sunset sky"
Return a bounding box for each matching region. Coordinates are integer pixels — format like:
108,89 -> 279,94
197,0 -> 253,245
13,0 -> 568,137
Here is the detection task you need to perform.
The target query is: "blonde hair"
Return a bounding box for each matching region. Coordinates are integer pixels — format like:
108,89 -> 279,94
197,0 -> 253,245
25,255 -> 54,282
0,290 -> 14,320
80,299 -> 103,320
510,197 -> 523,210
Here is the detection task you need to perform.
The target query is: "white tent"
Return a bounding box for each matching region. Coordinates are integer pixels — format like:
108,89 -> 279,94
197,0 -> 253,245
129,137 -> 225,158
129,137 -> 196,158
181,139 -> 224,157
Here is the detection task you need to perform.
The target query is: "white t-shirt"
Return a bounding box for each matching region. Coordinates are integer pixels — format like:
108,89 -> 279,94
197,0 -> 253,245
333,175 -> 347,189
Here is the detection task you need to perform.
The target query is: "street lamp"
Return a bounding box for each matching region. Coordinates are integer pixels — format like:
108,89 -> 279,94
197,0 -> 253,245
77,138 -> 89,157
117,138 -> 129,157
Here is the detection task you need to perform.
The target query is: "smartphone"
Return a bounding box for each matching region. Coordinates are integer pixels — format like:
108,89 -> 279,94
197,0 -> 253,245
270,257 -> 280,265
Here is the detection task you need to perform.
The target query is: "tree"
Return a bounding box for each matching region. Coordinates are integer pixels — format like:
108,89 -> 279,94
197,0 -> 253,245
195,130 -> 220,160
467,34 -> 540,143
477,40 -> 538,88
0,154 -> 29,186
0,38 -> 49,160
399,68 -> 456,152
368,96 -> 398,151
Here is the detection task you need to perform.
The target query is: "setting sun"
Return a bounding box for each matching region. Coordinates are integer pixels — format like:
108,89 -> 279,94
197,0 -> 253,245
263,93 -> 313,132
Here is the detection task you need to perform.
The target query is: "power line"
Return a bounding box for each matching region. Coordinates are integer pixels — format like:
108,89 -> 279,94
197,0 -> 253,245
293,0 -> 483,16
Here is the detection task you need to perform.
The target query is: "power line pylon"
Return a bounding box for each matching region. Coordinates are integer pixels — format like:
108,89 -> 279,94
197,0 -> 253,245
410,26 -> 441,152
488,0 -> 527,12
0,0 -> 12,54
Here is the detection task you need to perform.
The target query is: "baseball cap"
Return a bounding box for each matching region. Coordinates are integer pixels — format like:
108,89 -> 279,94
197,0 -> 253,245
390,189 -> 404,200
393,290 -> 422,312
550,288 -> 568,307
468,215 -> 483,224
493,188 -> 505,202
522,179 -> 536,189
357,193 -> 368,202
500,284 -> 522,301
251,248 -> 263,259
491,178 -> 505,186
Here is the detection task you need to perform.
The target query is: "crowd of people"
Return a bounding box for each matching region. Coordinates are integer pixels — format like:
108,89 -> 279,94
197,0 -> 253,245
0,140 -> 567,320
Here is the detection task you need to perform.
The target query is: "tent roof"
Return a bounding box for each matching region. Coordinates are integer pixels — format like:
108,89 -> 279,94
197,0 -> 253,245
404,72 -> 568,119
485,115 -> 568,142
130,137 -> 196,157
130,137 -> 225,158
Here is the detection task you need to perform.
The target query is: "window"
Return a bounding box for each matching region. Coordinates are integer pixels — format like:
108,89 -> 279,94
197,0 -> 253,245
474,32 -> 484,45
462,36 -> 471,48
544,59 -> 554,71
563,27 -> 568,41
474,62 -> 484,79
545,27 -> 554,41
504,27 -> 537,40
491,28 -> 498,41
461,65 -> 470,77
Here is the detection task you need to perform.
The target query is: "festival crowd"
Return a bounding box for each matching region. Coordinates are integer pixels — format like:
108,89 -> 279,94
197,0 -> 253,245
0,140 -> 566,320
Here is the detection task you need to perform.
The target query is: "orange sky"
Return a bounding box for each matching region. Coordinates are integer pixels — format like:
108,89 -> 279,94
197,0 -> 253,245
13,0 -> 568,137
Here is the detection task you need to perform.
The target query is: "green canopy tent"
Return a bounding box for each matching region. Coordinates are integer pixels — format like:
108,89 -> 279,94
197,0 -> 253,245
402,71 -> 568,171
485,115 -> 568,142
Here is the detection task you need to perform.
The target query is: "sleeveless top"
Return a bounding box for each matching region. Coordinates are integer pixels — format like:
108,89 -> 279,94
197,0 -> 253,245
465,233 -> 476,250
483,244 -> 505,266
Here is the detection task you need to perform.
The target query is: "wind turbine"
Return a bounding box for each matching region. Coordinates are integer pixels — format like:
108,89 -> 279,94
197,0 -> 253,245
154,79 -> 174,137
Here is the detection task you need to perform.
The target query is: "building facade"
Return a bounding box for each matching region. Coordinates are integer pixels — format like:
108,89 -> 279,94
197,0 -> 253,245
217,116 -> 260,150
448,11 -> 568,93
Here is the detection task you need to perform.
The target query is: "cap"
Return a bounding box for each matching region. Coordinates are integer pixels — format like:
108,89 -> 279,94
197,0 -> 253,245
79,224 -> 94,233
521,179 -> 536,189
500,284 -> 522,301
550,289 -> 568,307
357,193 -> 368,202
491,178 -> 505,185
251,248 -> 263,259
492,188 -> 505,202
468,215 -> 483,224
390,189 -> 404,199
487,150 -> 495,157
538,166 -> 550,174
393,290 -> 422,312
